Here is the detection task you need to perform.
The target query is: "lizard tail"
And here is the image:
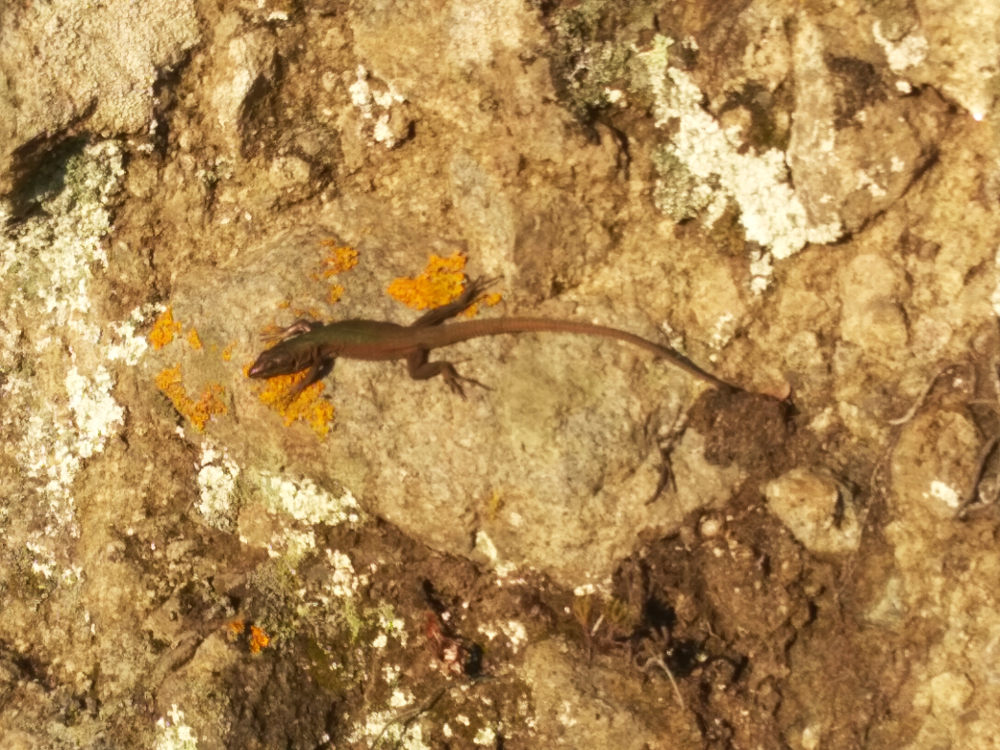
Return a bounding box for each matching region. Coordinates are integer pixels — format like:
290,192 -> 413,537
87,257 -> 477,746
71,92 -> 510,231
421,317 -> 737,390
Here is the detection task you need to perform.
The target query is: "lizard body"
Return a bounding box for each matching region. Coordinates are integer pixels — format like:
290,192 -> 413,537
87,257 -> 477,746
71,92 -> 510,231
248,280 -> 740,396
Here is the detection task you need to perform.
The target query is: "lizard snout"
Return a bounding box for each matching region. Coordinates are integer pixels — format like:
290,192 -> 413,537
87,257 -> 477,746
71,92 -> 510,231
247,356 -> 273,378
248,348 -> 296,379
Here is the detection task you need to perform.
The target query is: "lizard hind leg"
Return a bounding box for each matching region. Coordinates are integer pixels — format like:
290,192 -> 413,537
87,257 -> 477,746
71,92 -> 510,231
405,350 -> 490,398
408,276 -> 500,328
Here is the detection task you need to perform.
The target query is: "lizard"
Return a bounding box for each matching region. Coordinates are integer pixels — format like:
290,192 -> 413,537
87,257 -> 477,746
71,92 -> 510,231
247,278 -> 742,398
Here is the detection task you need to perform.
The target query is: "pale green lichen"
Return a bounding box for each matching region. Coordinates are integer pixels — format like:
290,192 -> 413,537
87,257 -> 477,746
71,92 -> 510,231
1,140 -> 128,581
201,462 -> 366,565
153,705 -> 199,750
197,458 -> 363,548
871,21 -> 928,74
259,472 -> 361,527
548,1 -> 655,119
195,442 -> 242,529
547,14 -> 843,289
478,617 -> 528,654
473,530 -> 517,578
65,365 -> 125,458
375,604 -> 408,647
927,479 -> 960,510
105,303 -> 161,365
637,34 -> 841,266
348,65 -> 407,148
349,693 -> 431,750
325,548 -> 367,599
25,539 -> 83,585
474,726 -> 498,745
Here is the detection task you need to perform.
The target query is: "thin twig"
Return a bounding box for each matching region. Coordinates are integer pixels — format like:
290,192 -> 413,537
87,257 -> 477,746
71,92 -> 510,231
373,685 -> 448,748
640,656 -> 686,709
886,364 -> 967,425
956,434 -> 1000,519
590,613 -> 605,638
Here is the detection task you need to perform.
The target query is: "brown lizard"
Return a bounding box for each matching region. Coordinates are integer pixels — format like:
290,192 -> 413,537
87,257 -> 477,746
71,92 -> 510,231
247,279 -> 742,397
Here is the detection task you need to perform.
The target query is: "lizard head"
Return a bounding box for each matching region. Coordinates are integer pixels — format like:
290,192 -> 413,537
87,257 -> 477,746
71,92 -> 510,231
248,342 -> 310,379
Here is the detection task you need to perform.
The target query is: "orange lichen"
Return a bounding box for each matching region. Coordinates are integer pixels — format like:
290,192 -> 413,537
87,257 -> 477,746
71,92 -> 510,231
221,342 -> 235,361
186,328 -> 202,350
309,241 -> 358,305
225,619 -> 270,654
148,307 -> 182,349
227,619 -> 246,640
306,399 -> 336,437
387,252 -> 468,310
485,489 -> 504,521
155,364 -> 228,431
318,241 -> 359,278
249,365 -> 335,438
249,625 -> 270,654
461,289 -> 504,318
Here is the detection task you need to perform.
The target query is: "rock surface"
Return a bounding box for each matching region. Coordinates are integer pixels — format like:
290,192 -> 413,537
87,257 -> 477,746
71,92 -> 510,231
1,0 -> 999,747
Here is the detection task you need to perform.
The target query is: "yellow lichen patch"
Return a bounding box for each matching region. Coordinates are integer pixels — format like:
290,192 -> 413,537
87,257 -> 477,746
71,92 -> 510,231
310,242 -> 358,305
221,342 -> 235,361
306,399 -> 336,437
155,364 -> 228,431
193,385 -> 227,429
226,619 -> 246,641
387,252 -> 467,310
485,489 -> 504,521
249,625 -> 270,654
461,290 -> 504,318
186,328 -> 202,350
225,619 -> 271,654
251,366 -> 336,438
318,241 -> 359,278
148,307 -> 182,349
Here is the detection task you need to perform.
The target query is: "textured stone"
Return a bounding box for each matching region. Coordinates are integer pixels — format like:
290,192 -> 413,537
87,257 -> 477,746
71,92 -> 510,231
765,467 -> 861,554
2,0 -> 1000,746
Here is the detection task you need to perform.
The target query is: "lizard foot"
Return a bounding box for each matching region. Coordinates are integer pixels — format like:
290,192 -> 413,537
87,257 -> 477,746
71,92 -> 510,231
260,318 -> 321,344
440,366 -> 491,399
465,275 -> 501,298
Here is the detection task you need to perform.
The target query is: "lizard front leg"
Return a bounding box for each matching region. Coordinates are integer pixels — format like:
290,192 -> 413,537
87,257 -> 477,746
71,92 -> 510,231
405,349 -> 489,398
286,356 -> 335,399
261,318 -> 324,344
